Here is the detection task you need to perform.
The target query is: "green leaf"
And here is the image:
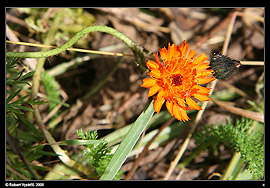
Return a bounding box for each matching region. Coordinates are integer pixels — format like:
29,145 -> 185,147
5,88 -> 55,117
6,107 -> 24,115
100,100 -> 154,180
8,104 -> 33,112
10,93 -> 31,105
6,89 -> 22,104
6,58 -> 19,70
19,71 -> 35,81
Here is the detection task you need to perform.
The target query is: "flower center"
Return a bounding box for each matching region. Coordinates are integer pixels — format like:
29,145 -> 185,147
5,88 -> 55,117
171,74 -> 183,86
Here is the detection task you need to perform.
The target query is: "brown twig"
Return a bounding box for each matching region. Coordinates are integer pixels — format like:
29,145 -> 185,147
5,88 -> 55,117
212,99 -> 264,123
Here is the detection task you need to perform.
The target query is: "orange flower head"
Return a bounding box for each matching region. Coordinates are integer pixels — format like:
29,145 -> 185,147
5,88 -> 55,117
141,41 -> 216,121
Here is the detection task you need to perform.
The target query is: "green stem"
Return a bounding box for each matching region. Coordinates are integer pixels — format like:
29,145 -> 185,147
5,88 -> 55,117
221,152 -> 242,180
6,25 -> 148,72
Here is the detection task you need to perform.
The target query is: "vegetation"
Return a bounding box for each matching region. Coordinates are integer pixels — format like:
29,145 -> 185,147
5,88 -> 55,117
6,8 -> 264,180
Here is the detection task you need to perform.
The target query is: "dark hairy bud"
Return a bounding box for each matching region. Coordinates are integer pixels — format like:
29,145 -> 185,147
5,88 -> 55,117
209,52 -> 241,80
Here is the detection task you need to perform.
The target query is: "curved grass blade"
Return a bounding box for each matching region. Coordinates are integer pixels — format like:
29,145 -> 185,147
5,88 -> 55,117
99,100 -> 154,180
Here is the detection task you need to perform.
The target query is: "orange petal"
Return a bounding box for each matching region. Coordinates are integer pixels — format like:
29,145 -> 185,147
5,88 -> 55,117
193,53 -> 208,65
172,104 -> 182,121
186,49 -> 197,60
196,62 -> 211,71
178,40 -> 189,57
172,103 -> 190,121
166,100 -> 173,116
141,78 -> 157,88
159,47 -> 169,62
176,98 -> 186,108
148,85 -> 161,97
193,85 -> 211,95
154,90 -> 165,114
146,60 -> 159,70
179,107 -> 190,121
193,93 -> 210,101
168,43 -> 180,59
196,76 -> 215,84
148,69 -> 161,78
160,43 -> 181,63
154,53 -> 163,66
186,97 -> 202,110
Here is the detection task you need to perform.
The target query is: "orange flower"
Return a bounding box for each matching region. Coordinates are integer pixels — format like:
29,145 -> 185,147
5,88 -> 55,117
141,41 -> 216,121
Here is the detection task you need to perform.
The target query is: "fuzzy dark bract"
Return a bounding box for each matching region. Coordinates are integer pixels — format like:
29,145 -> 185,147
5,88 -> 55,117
210,52 -> 241,80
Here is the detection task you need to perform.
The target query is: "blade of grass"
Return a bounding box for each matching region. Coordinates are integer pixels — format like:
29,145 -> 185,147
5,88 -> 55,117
99,100 -> 154,180
221,152 -> 243,180
101,111 -> 172,147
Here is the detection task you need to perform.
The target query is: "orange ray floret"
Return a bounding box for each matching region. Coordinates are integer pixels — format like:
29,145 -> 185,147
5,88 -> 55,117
141,41 -> 216,122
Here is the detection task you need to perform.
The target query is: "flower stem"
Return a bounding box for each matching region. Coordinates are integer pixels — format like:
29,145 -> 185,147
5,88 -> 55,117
6,25 -> 148,72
